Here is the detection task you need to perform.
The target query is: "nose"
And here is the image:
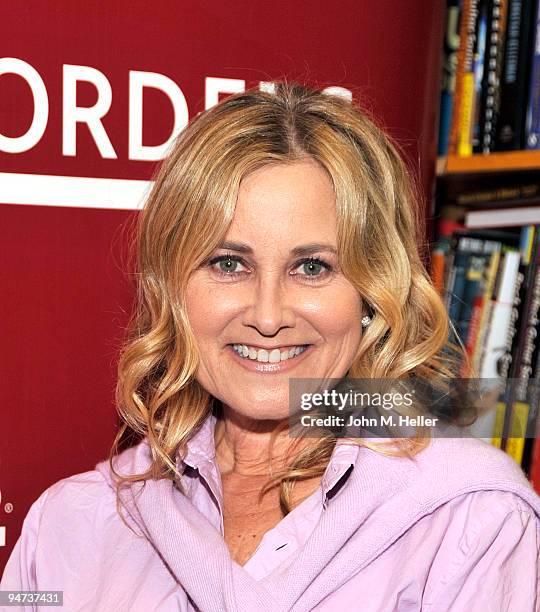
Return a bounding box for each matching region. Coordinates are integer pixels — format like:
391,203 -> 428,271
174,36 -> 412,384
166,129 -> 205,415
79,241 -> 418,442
242,272 -> 295,336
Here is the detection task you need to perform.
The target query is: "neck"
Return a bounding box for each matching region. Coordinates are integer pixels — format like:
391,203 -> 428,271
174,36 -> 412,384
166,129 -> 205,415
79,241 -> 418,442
214,406 -> 309,478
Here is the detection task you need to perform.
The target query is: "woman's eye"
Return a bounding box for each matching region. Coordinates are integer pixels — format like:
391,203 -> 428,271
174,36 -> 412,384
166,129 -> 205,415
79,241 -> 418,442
300,260 -> 324,276
208,255 -> 248,277
294,258 -> 333,280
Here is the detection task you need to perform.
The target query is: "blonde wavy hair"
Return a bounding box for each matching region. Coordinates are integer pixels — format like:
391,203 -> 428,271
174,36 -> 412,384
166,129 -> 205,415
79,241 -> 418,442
110,80 -> 466,517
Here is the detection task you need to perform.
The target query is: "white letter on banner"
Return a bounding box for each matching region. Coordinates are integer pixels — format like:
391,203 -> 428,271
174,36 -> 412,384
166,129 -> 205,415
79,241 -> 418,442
259,81 -> 276,94
128,71 -> 189,161
62,64 -> 117,158
205,77 -> 245,110
0,57 -> 49,153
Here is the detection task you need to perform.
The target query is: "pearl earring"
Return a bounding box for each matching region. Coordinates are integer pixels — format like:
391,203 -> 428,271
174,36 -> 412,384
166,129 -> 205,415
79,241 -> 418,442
361,315 -> 372,328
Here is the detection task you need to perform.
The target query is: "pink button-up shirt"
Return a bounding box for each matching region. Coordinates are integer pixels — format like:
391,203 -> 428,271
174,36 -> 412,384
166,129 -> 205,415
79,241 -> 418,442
2,411 -> 540,611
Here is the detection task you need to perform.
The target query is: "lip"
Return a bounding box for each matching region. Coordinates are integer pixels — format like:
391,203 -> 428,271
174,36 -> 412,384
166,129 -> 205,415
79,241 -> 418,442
227,343 -> 314,374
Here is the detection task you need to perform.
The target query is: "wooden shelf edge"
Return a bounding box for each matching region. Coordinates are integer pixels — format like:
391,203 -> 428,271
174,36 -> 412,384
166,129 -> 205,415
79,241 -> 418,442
437,150 -> 540,175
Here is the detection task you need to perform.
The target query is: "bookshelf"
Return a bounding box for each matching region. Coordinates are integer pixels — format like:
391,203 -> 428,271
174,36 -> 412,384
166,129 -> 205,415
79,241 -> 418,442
434,0 -> 540,493
437,151 -> 540,176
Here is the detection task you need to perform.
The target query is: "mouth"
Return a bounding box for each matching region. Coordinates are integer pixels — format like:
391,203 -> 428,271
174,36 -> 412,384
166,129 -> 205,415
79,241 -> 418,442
226,343 -> 314,373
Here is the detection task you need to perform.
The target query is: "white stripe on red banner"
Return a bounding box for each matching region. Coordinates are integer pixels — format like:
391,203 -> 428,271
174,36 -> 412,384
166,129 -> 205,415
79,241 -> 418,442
0,173 -> 152,210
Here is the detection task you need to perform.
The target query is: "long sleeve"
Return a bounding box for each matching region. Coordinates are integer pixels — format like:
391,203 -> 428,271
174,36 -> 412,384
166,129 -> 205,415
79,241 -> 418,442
424,495 -> 540,611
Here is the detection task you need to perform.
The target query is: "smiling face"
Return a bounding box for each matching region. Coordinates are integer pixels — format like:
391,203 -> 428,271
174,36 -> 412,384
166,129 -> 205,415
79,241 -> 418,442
185,158 -> 364,421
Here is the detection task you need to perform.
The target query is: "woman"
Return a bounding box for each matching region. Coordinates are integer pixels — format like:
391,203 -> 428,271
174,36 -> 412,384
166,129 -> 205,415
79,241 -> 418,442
2,82 -> 539,611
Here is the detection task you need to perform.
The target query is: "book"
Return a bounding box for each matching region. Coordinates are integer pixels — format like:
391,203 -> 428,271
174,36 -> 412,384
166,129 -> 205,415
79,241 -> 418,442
474,248 -> 521,442
449,0 -> 476,154
472,0 -> 489,149
454,182 -> 540,207
474,0 -> 510,153
465,205 -> 540,227
439,0 -> 463,155
499,227 -> 539,459
526,382 -> 540,493
458,243 -> 501,348
459,0 -> 481,155
525,0 -> 540,148
505,325 -> 540,469
445,235 -> 487,328
471,244 -> 503,373
496,0 -> 537,149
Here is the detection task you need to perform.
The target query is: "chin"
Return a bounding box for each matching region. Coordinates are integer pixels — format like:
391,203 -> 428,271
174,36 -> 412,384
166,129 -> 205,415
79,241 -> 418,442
224,400 -> 291,423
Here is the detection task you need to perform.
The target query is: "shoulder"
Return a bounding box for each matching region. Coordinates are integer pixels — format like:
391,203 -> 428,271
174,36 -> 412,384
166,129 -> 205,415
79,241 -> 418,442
0,440 -> 153,591
352,434 -> 540,548
12,468 -> 115,557
423,486 -> 540,537
19,439 -> 150,536
388,438 -> 540,607
392,436 -> 540,517
420,487 -> 540,609
408,436 -> 532,481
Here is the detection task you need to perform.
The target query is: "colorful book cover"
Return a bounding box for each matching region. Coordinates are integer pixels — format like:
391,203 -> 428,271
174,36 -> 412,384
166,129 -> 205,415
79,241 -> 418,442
449,0 -> 474,154
458,0 -> 480,155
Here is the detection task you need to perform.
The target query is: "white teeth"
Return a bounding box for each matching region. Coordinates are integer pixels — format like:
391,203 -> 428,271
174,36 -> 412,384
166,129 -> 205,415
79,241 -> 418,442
268,349 -> 281,363
232,344 -> 308,363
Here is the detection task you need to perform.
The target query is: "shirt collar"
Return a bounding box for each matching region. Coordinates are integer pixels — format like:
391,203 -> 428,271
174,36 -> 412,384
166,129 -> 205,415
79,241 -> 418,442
175,411 -> 359,507
319,441 -> 359,508
177,411 -> 218,469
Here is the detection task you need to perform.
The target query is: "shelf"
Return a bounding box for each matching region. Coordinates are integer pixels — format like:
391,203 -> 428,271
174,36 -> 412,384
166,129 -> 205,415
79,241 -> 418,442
437,150 -> 540,176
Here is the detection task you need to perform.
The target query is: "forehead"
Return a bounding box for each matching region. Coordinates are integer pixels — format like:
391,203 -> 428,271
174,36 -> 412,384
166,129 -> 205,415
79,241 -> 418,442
229,160 -> 337,243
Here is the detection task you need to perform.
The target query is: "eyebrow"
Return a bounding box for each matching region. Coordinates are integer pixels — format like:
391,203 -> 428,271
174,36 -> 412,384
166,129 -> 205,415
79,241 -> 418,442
217,241 -> 338,257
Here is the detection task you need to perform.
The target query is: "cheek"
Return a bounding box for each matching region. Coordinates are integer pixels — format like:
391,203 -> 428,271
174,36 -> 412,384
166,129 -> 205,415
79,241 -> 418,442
306,287 -> 362,338
185,281 -> 216,340
185,279 -> 238,340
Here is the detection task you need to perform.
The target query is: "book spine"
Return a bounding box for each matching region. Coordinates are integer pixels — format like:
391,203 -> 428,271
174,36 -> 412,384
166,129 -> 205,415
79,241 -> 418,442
449,0 -> 474,154
464,293 -> 484,361
459,0 -> 481,155
447,237 -> 486,331
501,228 -> 540,461
466,248 -> 520,444
492,260 -> 525,447
506,310 -> 540,465
472,246 -> 502,372
527,389 -> 540,492
498,267 -> 525,382
465,205 -> 540,227
455,182 -> 540,206
472,0 -> 489,149
476,0 -> 510,153
525,0 -> 540,148
480,249 -> 521,379
496,0 -> 536,149
458,255 -> 484,342
439,0 -> 463,155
